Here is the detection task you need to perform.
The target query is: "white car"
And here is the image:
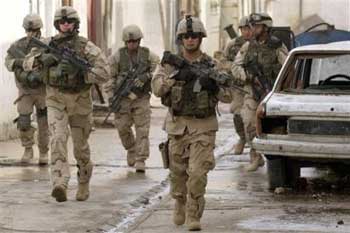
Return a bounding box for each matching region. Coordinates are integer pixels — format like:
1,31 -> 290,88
253,41 -> 350,190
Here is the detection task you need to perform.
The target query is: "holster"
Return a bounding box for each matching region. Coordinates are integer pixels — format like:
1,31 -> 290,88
158,140 -> 169,169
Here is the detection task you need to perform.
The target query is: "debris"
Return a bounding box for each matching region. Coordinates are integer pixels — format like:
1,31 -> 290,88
274,187 -> 290,194
337,220 -> 344,225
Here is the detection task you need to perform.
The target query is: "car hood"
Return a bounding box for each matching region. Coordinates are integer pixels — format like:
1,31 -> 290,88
265,93 -> 350,117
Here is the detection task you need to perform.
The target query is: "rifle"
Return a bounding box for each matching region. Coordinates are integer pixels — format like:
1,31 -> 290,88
29,37 -> 105,104
243,60 -> 272,102
103,63 -> 150,124
161,51 -> 248,94
8,44 -> 43,88
224,24 -> 238,39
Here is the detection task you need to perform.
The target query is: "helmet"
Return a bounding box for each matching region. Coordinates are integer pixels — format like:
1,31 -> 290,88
122,25 -> 143,41
54,6 -> 80,31
54,6 -> 80,22
249,13 -> 273,27
238,16 -> 250,28
176,15 -> 207,39
22,14 -> 43,31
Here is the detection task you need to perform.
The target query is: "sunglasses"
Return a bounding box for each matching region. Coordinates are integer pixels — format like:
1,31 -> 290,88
182,32 -> 201,40
26,28 -> 41,33
126,39 -> 140,43
58,18 -> 76,25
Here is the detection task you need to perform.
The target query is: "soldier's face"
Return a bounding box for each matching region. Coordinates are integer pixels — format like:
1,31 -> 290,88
126,39 -> 140,51
59,19 -> 75,33
252,24 -> 265,38
26,29 -> 41,38
182,33 -> 201,52
240,26 -> 252,40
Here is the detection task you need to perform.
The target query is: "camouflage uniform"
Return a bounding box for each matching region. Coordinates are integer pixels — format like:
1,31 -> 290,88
24,6 -> 110,202
152,16 -> 232,230
231,13 -> 288,171
107,25 -> 159,172
223,16 -> 251,155
224,36 -> 248,154
5,14 -> 49,165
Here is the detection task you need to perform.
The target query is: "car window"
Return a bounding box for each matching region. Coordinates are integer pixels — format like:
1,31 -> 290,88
309,55 -> 350,84
280,53 -> 350,93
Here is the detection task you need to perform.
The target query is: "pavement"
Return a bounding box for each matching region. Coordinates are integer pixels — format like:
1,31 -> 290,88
0,103 -> 237,233
2,103 -> 350,233
126,153 -> 350,233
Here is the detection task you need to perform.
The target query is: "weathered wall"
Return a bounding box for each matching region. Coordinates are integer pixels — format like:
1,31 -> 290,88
0,1 -> 30,140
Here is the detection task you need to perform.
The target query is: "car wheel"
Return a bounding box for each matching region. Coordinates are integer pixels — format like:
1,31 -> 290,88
266,155 -> 300,190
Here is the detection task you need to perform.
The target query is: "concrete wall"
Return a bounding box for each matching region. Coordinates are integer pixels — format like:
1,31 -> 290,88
259,0 -> 350,31
110,0 -> 163,57
200,0 -> 222,56
0,1 -> 30,140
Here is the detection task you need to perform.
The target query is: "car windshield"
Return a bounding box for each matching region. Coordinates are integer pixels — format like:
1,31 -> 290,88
279,53 -> 350,94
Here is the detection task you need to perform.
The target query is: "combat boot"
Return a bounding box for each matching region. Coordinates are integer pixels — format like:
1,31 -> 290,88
127,149 -> 136,167
258,155 -> 265,167
51,185 -> 67,202
245,151 -> 264,172
186,217 -> 201,231
39,152 -> 49,165
173,199 -> 186,225
233,139 -> 246,155
21,147 -> 34,164
76,182 -> 90,201
135,160 -> 145,173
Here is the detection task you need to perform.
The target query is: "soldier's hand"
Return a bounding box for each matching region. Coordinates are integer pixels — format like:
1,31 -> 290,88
14,59 -> 24,68
134,73 -> 149,88
40,53 -> 58,67
173,68 -> 193,81
199,76 -> 219,93
26,72 -> 42,88
60,59 -> 77,74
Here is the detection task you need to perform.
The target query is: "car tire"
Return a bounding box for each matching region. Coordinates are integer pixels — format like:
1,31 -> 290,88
266,155 -> 300,190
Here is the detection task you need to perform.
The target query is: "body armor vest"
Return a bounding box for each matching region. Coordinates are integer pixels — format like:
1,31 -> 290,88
118,46 -> 151,95
244,36 -> 282,85
12,37 -> 44,89
162,55 -> 218,118
227,36 -> 246,61
46,34 -> 90,93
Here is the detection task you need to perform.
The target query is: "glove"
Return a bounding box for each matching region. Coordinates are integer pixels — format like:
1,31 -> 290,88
134,73 -> 149,88
173,68 -> 193,81
14,59 -> 24,68
199,76 -> 219,93
60,59 -> 77,74
40,53 -> 58,67
26,72 -> 42,88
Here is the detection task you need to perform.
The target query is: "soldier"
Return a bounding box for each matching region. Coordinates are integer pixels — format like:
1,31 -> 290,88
23,6 -> 110,202
152,16 -> 231,231
224,16 -> 253,155
107,25 -> 159,173
232,13 -> 288,172
5,14 -> 49,165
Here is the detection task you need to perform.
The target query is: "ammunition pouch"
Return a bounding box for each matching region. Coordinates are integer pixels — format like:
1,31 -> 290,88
159,140 -> 169,169
47,65 -> 90,93
169,81 -> 217,118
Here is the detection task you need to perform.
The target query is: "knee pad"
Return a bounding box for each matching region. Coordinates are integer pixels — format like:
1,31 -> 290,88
16,114 -> 32,131
37,107 -> 47,118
